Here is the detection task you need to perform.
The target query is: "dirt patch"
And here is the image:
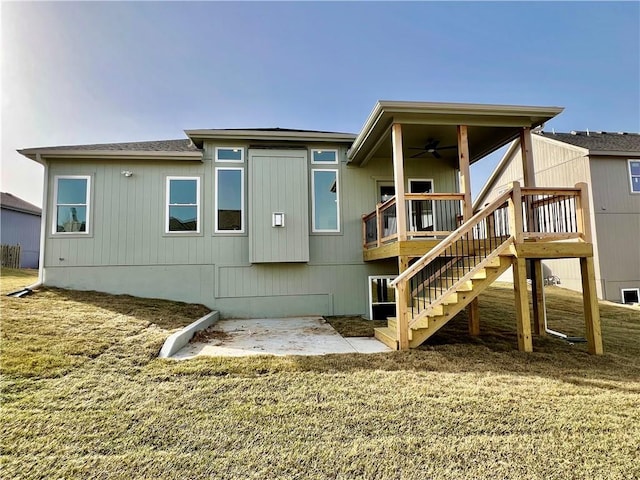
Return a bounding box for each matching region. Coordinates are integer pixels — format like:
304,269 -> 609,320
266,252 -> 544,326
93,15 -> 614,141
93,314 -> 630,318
191,327 -> 230,343
324,316 -> 387,337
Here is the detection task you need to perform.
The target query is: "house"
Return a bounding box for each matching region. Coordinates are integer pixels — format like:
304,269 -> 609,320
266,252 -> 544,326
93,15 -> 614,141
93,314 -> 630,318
0,192 -> 42,268
474,131 -> 640,305
18,100 -> 604,354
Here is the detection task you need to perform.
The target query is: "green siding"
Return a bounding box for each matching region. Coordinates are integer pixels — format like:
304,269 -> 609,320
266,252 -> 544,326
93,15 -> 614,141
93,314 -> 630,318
249,149 -> 309,263
43,145 -> 459,317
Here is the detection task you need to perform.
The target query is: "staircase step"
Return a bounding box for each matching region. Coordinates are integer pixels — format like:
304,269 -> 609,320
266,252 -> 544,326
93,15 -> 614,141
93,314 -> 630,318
484,256 -> 502,268
447,267 -> 487,280
410,301 -> 444,316
374,327 -> 399,350
415,291 -> 458,305
386,317 -> 414,340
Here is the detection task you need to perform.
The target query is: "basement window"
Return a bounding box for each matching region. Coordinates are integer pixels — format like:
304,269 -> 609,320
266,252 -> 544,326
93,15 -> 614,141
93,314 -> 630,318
628,160 -> 640,193
166,177 -> 200,233
53,176 -> 90,234
368,276 -> 396,320
621,288 -> 639,305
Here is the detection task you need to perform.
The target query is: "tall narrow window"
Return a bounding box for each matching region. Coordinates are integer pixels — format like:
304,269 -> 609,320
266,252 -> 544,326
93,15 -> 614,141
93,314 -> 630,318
54,176 -> 90,234
166,177 -> 200,233
629,160 -> 640,193
215,168 -> 244,233
312,169 -> 339,232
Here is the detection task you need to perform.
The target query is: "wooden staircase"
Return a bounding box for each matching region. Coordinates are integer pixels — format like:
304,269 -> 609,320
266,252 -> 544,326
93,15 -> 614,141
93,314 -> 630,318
374,255 -> 512,349
373,188 -> 516,350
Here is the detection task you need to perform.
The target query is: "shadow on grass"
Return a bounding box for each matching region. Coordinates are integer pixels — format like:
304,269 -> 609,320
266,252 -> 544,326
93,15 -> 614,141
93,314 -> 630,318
47,287 -> 210,331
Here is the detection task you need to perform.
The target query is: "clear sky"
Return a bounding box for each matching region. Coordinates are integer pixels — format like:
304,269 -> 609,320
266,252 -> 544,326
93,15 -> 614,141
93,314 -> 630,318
2,1 -> 639,207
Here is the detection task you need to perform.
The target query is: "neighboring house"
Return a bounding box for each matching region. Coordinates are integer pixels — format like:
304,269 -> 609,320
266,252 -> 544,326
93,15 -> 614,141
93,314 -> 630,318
17,101 -> 605,354
475,131 -> 640,304
0,192 -> 42,268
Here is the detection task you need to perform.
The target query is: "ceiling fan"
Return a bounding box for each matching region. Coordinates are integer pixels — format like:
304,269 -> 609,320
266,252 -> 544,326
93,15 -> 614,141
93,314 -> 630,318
409,138 -> 457,159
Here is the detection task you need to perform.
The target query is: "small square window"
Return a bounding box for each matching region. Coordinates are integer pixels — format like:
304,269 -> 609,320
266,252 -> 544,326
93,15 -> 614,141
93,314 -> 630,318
216,147 -> 244,163
311,149 -> 338,164
621,288 -> 639,304
628,160 -> 640,193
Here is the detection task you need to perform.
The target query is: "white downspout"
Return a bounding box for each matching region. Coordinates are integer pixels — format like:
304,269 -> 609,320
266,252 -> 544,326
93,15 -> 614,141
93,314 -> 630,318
26,153 -> 47,289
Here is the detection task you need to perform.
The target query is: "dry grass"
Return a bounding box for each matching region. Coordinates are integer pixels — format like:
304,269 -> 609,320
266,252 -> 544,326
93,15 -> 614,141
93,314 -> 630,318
1,269 -> 639,479
325,315 -> 387,337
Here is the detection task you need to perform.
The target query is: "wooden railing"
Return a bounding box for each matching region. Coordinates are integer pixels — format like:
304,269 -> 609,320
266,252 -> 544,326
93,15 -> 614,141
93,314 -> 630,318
1,244 -> 21,268
388,181 -> 592,349
362,193 -> 465,249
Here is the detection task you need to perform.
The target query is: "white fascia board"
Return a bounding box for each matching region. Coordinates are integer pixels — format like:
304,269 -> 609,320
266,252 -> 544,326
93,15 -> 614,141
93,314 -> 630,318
18,150 -> 203,161
185,129 -> 356,144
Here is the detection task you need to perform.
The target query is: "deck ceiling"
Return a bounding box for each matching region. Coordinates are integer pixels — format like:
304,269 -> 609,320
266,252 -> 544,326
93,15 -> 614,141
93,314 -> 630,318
347,101 -> 564,166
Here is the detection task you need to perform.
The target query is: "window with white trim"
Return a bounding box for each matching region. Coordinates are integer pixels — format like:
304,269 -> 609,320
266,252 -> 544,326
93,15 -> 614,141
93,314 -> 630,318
215,167 -> 244,233
312,169 -> 339,232
215,147 -> 244,163
166,177 -> 200,233
628,160 -> 640,193
54,176 -> 90,234
311,149 -> 338,164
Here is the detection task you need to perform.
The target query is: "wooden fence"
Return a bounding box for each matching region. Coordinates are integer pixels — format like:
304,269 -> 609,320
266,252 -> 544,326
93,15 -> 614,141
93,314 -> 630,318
1,244 -> 21,268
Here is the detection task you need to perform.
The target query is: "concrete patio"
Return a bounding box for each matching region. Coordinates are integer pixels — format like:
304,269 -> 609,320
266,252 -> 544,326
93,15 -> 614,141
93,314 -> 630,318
171,316 -> 392,359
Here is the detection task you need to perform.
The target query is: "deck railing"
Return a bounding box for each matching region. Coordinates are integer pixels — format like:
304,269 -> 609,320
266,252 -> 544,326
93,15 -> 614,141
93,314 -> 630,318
521,186 -> 585,241
362,193 -> 465,249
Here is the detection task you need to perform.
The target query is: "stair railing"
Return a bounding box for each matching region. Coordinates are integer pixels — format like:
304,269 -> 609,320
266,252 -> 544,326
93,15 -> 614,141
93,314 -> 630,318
390,187 -> 519,345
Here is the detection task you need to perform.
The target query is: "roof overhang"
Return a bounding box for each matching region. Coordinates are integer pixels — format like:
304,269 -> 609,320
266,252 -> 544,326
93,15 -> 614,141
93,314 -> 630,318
186,129 -> 357,148
347,101 -> 564,166
18,149 -> 203,163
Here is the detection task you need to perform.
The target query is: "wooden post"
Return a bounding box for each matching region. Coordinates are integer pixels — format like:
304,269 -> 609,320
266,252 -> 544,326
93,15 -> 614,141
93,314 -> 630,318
508,181 -> 524,244
531,259 -> 546,336
575,182 -> 593,243
376,204 -> 382,247
520,127 -> 535,188
457,125 -> 473,220
396,255 -> 411,350
580,257 -> 603,355
458,125 -> 479,332
512,257 -> 533,352
392,123 -> 408,242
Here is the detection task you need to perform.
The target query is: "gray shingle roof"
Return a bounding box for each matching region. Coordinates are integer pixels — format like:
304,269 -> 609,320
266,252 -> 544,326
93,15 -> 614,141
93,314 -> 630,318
537,131 -> 640,152
28,139 -> 200,152
1,192 -> 42,215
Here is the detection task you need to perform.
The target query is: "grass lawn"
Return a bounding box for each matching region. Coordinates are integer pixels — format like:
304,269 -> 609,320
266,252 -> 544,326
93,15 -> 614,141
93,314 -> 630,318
1,268 -> 639,479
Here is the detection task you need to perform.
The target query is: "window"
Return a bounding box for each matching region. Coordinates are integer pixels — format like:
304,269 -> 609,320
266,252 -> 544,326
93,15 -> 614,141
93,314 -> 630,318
621,288 -> 639,305
215,168 -> 244,233
311,149 -> 338,164
215,147 -> 244,163
312,169 -> 339,232
628,160 -> 640,193
166,177 -> 200,233
53,176 -> 90,234
368,276 -> 397,320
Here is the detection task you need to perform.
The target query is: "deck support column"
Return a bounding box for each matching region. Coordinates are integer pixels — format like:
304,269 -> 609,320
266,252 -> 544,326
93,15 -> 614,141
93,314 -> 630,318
531,259 -> 546,336
458,125 -> 480,335
392,123 -> 408,242
396,255 -> 411,350
512,257 -> 533,352
580,257 -> 603,355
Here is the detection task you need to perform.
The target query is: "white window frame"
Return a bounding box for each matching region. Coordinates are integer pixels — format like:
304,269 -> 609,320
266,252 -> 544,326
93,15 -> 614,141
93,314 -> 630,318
215,167 -> 245,234
215,146 -> 244,163
628,159 -> 640,194
311,168 -> 340,233
621,288 -> 640,304
52,175 -> 91,235
311,149 -> 338,165
368,275 -> 397,320
165,176 -> 201,234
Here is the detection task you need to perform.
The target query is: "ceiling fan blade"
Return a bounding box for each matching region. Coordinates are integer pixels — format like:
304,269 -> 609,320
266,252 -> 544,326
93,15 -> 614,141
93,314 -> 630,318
437,145 -> 458,150
408,147 -> 426,150
410,151 -> 428,158
432,150 -> 442,159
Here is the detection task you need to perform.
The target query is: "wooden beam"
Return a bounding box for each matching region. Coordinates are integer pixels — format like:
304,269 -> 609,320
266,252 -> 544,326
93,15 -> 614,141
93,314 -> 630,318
575,182 -> 593,243
520,127 -> 535,187
531,259 -> 546,336
391,123 -> 408,241
468,298 -> 480,336
509,242 -> 593,259
512,257 -> 533,352
508,181 -> 524,244
457,125 -> 473,220
580,257 -> 603,355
